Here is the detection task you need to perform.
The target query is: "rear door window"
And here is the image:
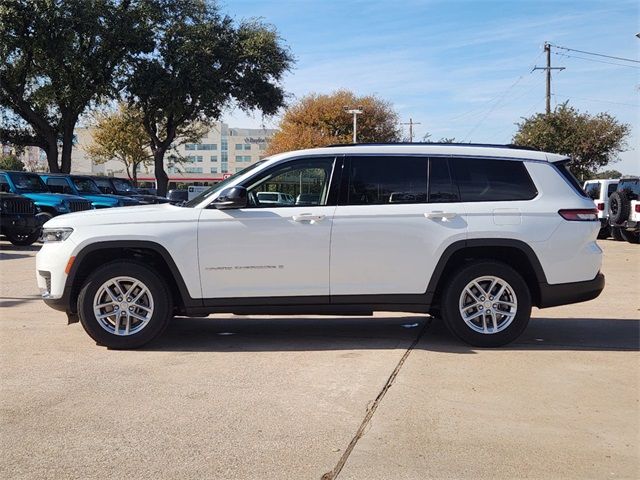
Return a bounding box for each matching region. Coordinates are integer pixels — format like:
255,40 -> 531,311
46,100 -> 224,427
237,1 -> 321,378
343,156 -> 428,205
583,182 -> 601,200
429,158 -> 459,202
450,157 -> 538,202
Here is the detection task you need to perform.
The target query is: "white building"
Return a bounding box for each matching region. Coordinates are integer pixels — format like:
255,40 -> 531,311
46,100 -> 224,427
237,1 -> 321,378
71,121 -> 276,187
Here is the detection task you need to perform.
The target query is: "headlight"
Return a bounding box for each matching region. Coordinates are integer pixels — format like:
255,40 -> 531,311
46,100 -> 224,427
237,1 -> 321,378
41,227 -> 74,242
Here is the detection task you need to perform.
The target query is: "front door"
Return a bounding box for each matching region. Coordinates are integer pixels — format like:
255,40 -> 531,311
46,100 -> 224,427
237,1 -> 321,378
197,156 -> 339,299
330,155 -> 467,296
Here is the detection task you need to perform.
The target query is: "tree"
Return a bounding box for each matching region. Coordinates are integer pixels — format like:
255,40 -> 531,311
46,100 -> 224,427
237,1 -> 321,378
86,105 -> 153,185
0,0 -> 154,173
266,90 -> 401,155
512,103 -> 630,180
126,1 -> 293,196
586,169 -> 623,181
0,154 -> 24,171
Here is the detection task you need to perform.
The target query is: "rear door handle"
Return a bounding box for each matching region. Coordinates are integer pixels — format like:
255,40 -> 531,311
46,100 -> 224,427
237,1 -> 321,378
292,214 -> 325,223
425,211 -> 457,220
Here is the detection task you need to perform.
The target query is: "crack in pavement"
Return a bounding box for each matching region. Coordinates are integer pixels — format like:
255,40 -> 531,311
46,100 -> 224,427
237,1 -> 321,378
321,318 -> 431,480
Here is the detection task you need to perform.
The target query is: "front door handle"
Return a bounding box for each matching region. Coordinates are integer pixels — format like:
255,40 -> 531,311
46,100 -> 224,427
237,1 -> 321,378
292,214 -> 325,224
425,211 -> 457,220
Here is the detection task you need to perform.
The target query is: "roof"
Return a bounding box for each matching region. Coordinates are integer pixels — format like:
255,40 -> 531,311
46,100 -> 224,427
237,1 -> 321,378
267,143 -> 568,163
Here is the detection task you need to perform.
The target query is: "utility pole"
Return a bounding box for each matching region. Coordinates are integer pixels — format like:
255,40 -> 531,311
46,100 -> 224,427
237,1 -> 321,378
344,106 -> 363,143
532,42 -> 565,114
400,118 -> 422,142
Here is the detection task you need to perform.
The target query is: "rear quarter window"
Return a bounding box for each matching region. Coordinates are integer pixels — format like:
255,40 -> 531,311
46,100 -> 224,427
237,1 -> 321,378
450,158 -> 538,202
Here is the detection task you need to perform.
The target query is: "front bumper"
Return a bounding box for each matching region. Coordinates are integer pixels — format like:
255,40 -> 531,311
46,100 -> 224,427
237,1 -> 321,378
538,273 -> 605,308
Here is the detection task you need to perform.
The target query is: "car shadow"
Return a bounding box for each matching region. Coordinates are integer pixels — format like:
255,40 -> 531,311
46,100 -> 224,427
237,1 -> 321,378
143,316 -> 640,353
0,295 -> 43,308
0,241 -> 41,254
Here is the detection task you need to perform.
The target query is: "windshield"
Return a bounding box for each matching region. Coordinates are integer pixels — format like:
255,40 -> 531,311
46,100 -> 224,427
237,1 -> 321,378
9,172 -> 48,193
72,177 -> 102,194
183,160 -> 267,207
93,178 -> 110,188
112,178 -> 136,192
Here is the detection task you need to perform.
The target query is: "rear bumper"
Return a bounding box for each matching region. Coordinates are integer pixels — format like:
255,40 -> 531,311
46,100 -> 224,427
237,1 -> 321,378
538,273 -> 605,308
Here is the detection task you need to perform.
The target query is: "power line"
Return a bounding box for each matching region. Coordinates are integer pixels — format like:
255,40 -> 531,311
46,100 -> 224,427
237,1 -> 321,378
549,43 -> 639,64
554,51 -> 640,70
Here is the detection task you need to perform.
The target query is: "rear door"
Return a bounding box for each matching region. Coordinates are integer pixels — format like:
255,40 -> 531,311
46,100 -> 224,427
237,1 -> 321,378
330,155 -> 467,296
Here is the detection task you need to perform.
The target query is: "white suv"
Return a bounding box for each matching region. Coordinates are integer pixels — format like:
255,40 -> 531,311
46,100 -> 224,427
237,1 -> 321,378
583,178 -> 618,238
36,144 -> 604,349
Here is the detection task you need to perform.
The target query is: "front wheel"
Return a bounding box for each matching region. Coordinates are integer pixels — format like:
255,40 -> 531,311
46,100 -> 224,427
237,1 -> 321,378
441,261 -> 532,347
77,261 -> 173,349
5,229 -> 41,246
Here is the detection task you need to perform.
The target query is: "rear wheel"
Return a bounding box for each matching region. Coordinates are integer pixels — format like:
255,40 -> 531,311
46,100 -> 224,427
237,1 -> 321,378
441,261 -> 532,347
620,229 -> 640,244
77,261 -> 173,349
611,226 -> 624,241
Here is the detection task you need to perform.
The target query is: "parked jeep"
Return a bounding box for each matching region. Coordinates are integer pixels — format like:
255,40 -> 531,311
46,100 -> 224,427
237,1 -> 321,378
0,170 -> 92,221
39,174 -> 141,209
91,176 -> 169,205
583,179 -> 618,238
0,187 -> 42,246
37,144 -> 604,349
609,176 -> 640,244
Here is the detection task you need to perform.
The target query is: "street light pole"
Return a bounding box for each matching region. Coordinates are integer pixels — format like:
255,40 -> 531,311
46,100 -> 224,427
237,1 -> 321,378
344,106 -> 363,143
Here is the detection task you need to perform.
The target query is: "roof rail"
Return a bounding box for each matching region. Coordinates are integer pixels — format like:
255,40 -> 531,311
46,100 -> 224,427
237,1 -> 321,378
324,142 -> 540,151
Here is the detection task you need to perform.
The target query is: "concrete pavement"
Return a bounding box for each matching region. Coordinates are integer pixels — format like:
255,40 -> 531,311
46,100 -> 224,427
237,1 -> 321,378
0,240 -> 638,479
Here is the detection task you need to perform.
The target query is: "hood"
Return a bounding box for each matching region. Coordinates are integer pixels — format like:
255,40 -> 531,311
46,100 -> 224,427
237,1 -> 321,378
44,203 -> 198,228
23,192 -> 88,204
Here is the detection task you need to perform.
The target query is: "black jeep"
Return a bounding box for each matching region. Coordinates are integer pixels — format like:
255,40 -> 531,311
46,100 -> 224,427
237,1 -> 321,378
0,186 -> 42,246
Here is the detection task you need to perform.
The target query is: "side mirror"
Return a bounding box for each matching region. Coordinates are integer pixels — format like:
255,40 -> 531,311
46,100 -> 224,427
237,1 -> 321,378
211,186 -> 247,209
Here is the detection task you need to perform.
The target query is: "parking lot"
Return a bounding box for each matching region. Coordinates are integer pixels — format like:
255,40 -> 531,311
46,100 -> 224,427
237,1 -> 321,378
0,240 -> 638,479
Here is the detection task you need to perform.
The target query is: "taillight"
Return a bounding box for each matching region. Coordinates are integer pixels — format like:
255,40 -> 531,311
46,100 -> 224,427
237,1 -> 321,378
558,209 -> 598,221
597,202 -> 605,211
636,204 -> 640,213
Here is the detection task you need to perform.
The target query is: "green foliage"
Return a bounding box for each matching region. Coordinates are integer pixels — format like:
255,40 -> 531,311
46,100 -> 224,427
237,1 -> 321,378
512,103 -> 630,180
584,169 -> 623,181
126,1 -> 293,195
0,154 -> 25,171
0,0 -> 155,172
86,104 -> 153,183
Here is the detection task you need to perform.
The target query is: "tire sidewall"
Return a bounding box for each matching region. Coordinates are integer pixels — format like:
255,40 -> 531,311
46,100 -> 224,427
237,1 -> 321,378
78,261 -> 172,349
442,261 -> 532,347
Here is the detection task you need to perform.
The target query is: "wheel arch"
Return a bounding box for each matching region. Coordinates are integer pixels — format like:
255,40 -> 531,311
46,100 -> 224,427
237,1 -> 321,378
65,240 -> 198,315
427,239 -> 547,309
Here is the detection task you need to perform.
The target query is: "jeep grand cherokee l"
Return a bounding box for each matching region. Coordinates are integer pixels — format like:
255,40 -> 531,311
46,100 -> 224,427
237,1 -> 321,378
36,144 -> 604,349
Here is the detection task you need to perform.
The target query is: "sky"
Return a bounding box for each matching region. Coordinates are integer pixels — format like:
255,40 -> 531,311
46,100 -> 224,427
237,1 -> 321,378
219,0 -> 639,175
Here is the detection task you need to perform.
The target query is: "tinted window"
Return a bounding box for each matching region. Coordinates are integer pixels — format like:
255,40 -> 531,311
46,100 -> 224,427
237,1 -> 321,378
583,183 -> 601,200
429,159 -> 459,203
9,172 -> 48,192
345,156 -> 427,205
451,158 -> 537,202
619,179 -> 640,198
72,177 -> 101,194
607,183 -> 618,197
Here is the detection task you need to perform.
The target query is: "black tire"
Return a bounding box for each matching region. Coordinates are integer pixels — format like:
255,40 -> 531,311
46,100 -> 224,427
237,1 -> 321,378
36,211 -> 53,223
5,229 -> 41,246
611,226 -> 624,241
608,191 -> 630,225
77,261 -> 173,349
441,261 -> 532,347
597,225 -> 611,239
620,229 -> 640,244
